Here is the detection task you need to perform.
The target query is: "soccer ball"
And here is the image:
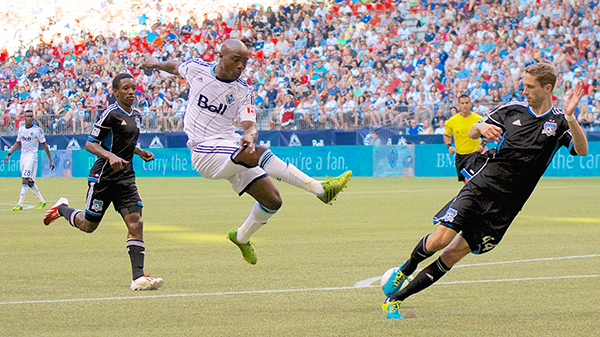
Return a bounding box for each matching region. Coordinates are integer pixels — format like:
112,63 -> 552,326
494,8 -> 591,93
381,267 -> 399,289
381,267 -> 413,292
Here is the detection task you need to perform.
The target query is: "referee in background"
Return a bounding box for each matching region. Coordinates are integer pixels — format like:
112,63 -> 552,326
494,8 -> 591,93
444,94 -> 484,184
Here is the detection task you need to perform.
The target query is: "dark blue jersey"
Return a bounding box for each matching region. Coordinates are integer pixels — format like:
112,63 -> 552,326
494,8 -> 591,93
87,103 -> 142,182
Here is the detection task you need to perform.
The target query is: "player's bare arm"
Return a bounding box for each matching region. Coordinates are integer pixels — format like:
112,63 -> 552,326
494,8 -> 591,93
42,142 -> 55,169
562,82 -> 589,156
240,120 -> 258,154
3,141 -> 20,163
85,141 -> 129,171
141,54 -> 181,76
469,122 -> 503,142
134,147 -> 155,162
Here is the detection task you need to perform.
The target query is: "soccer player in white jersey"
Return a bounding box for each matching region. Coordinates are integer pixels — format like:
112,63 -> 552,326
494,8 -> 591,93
142,39 -> 352,265
3,110 -> 55,210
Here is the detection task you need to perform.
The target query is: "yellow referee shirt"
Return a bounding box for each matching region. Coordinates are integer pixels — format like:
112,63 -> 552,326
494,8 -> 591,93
445,113 -> 484,155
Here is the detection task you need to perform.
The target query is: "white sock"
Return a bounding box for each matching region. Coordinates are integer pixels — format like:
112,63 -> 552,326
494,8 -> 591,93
17,185 -> 28,206
258,149 -> 324,196
30,184 -> 45,203
236,202 -> 277,243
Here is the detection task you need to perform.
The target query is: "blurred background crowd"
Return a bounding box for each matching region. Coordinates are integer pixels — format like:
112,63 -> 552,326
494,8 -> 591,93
1,0 -> 600,136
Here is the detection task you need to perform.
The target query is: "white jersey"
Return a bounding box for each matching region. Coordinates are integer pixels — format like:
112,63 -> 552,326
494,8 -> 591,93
16,124 -> 46,159
178,58 -> 256,147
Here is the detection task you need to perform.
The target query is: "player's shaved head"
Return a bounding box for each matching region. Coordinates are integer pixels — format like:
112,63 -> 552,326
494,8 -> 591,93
215,39 -> 249,82
221,39 -> 248,56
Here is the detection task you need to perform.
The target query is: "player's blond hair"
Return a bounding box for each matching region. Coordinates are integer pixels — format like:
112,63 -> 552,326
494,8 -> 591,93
524,63 -> 557,90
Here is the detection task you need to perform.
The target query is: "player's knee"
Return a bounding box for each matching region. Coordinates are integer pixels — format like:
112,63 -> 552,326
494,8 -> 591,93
426,234 -> 452,251
440,244 -> 470,267
80,221 -> 100,233
262,191 -> 282,211
128,219 -> 144,233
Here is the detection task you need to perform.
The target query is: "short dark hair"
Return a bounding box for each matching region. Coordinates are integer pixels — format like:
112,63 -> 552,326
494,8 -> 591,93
458,94 -> 470,102
525,62 -> 557,90
112,73 -> 134,90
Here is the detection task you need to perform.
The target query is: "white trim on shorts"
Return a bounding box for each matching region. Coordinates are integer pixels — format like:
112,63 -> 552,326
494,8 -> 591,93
190,136 -> 267,195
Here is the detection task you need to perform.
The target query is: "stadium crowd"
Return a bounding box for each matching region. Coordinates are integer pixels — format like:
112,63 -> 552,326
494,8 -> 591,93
1,0 -> 600,136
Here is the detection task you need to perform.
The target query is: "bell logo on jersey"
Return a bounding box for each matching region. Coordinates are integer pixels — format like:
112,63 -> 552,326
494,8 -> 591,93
198,94 -> 228,115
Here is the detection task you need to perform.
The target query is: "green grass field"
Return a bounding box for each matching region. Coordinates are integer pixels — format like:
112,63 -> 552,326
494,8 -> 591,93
1,176 -> 599,336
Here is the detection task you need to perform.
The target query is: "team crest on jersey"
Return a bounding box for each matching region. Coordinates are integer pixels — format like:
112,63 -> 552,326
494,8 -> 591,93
441,208 -> 458,223
541,119 -> 557,137
91,199 -> 104,213
226,92 -> 235,104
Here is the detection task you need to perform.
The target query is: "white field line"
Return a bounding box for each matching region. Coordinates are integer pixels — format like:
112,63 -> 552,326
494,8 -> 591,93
0,254 -> 598,306
353,254 -> 600,288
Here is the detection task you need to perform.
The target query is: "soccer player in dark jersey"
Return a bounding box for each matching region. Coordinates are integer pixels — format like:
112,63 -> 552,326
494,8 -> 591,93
43,73 -> 164,291
381,63 -> 588,319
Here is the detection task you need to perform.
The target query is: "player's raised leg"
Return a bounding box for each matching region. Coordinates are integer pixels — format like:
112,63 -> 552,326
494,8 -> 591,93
237,146 -> 352,204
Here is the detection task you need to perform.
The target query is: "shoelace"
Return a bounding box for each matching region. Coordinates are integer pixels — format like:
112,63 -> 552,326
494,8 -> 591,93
393,272 -> 405,287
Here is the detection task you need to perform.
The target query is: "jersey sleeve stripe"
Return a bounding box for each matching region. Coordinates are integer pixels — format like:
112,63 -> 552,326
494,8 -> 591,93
95,104 -> 118,126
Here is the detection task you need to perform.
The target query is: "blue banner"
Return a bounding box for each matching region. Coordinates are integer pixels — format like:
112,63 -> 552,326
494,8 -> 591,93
1,142 -> 599,178
373,145 -> 415,177
42,150 -> 73,177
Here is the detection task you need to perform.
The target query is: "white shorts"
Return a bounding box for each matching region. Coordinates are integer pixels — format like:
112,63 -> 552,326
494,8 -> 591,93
20,154 -> 38,180
190,136 -> 267,195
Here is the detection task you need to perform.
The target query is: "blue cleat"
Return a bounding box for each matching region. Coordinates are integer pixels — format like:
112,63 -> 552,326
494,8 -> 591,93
382,297 -> 403,319
383,262 -> 409,296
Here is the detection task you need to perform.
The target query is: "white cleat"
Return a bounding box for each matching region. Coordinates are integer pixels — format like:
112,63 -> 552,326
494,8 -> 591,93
43,197 -> 69,226
130,276 -> 164,291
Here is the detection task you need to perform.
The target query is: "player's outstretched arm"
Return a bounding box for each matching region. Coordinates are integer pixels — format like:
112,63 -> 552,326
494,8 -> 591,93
141,54 -> 181,76
3,141 -> 20,163
563,82 -> 588,156
134,147 -> 154,162
85,141 -> 129,171
41,142 -> 54,170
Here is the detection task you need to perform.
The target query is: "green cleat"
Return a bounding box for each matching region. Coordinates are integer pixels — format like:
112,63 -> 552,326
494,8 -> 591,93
37,202 -> 47,210
12,205 -> 23,211
227,229 -> 257,265
318,170 -> 352,204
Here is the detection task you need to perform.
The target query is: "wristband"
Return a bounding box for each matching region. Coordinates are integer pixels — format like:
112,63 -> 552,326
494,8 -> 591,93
480,139 -> 487,147
446,143 -> 452,148
565,114 -> 576,122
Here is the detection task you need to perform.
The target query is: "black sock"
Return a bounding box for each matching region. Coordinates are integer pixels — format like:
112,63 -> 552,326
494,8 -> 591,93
58,205 -> 82,228
391,256 -> 451,302
127,240 -> 145,280
400,234 -> 434,276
